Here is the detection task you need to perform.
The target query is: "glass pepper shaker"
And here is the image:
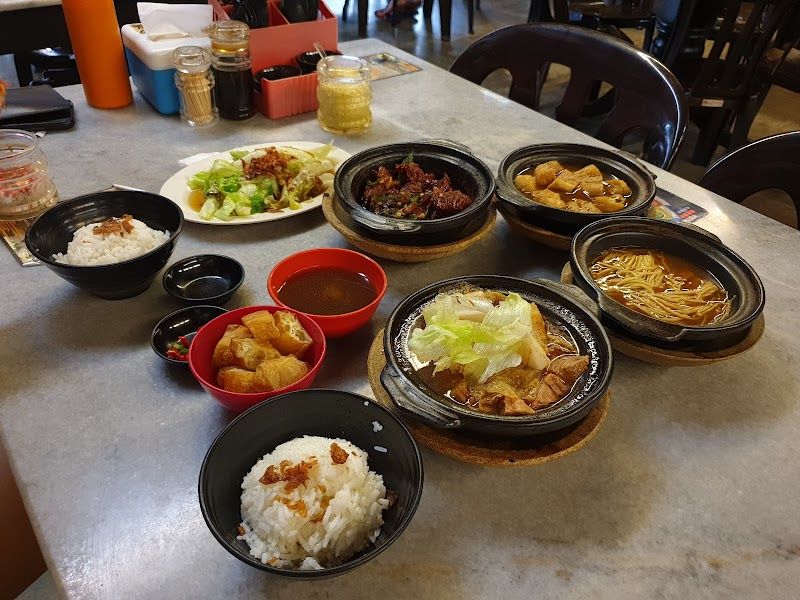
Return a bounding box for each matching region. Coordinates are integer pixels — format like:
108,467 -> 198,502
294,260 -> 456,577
316,55 -> 372,135
208,20 -> 255,120
174,46 -> 218,128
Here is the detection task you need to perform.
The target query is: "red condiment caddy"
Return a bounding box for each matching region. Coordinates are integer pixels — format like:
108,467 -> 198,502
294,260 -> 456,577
208,0 -> 339,119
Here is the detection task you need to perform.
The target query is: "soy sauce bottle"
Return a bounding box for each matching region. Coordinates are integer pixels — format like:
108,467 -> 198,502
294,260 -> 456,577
208,20 -> 255,120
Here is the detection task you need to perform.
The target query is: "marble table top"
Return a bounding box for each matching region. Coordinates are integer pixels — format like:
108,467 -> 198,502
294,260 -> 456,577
1,38 -> 799,599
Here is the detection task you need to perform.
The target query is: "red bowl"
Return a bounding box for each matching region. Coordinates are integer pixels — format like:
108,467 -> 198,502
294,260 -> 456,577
267,248 -> 388,338
188,305 -> 326,412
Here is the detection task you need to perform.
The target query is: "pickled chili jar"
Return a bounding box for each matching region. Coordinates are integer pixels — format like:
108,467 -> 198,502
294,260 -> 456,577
208,20 -> 255,120
316,55 -> 372,135
0,130 -> 58,221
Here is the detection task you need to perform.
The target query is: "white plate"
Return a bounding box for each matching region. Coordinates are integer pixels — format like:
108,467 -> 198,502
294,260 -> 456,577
159,141 -> 352,226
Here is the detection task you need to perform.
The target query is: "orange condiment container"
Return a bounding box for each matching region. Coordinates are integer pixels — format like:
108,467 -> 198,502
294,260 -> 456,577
62,0 -> 133,108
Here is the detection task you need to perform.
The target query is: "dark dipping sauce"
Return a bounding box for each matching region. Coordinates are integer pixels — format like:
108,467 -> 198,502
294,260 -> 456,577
213,68 -> 255,120
277,267 -> 377,315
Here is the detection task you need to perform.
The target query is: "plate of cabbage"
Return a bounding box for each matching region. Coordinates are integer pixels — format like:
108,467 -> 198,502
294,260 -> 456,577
159,142 -> 351,225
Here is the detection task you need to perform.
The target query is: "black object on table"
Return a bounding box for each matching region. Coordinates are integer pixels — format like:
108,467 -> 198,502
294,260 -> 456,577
698,131 -> 800,228
281,0 -> 319,22
163,254 -> 244,307
449,22 -> 687,169
24,190 -> 183,300
0,85 -> 74,131
151,305 -> 228,366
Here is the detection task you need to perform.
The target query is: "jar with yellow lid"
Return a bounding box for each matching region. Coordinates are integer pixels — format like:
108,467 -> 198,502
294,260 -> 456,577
316,55 -> 372,135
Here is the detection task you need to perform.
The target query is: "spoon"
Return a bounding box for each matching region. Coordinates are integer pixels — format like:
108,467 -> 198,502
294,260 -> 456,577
313,41 -> 327,59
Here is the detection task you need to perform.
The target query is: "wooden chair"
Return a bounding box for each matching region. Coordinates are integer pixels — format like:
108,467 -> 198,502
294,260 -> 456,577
449,22 -> 687,169
654,0 -> 798,165
698,131 -> 800,228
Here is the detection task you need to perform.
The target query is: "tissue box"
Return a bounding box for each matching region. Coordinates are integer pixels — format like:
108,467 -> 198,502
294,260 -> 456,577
122,24 -> 211,115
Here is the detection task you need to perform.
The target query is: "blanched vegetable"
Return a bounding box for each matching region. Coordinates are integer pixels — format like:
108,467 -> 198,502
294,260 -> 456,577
186,144 -> 337,221
408,292 -> 550,385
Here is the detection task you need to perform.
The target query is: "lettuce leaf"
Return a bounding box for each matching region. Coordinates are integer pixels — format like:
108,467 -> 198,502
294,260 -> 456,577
408,292 -> 549,384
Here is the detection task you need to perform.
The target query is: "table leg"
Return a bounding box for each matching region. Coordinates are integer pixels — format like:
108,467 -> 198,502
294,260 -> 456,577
467,0 -> 474,34
423,0 -> 433,20
358,0 -> 368,37
439,0 -> 452,41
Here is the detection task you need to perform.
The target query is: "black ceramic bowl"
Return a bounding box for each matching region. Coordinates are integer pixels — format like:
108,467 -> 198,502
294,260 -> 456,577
163,254 -> 244,306
151,305 -> 227,365
496,143 -> 657,235
570,217 -> 765,347
199,389 -> 424,579
25,190 -> 183,299
333,141 -> 496,246
295,49 -> 342,74
253,65 -> 302,89
382,275 -> 613,438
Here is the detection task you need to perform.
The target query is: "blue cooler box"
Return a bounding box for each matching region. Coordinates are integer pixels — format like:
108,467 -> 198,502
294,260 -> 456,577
122,24 -> 210,115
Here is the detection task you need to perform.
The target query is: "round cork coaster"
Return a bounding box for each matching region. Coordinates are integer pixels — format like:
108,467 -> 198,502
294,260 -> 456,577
366,331 -> 610,467
322,195 -> 496,263
495,201 -> 572,251
560,263 -> 766,366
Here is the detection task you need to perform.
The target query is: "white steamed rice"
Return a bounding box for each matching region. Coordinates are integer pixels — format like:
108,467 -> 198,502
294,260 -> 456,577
238,435 -> 388,570
53,218 -> 169,266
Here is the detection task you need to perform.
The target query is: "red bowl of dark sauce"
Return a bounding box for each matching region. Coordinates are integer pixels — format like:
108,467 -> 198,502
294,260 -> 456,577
268,248 -> 387,337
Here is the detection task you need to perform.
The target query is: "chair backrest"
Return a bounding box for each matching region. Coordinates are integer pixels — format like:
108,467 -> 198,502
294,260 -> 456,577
698,131 -> 800,227
661,0 -> 797,104
449,22 -> 687,169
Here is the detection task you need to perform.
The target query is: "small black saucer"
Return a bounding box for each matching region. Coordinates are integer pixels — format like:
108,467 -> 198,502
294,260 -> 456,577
163,254 -> 244,306
151,305 -> 228,365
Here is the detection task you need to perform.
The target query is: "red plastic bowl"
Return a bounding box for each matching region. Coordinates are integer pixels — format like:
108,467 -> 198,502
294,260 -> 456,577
188,305 -> 326,412
267,248 -> 388,338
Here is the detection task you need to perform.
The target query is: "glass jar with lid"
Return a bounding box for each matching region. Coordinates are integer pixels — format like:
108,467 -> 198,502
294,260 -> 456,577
208,20 -> 255,120
0,130 -> 58,221
316,55 -> 372,135
174,46 -> 218,127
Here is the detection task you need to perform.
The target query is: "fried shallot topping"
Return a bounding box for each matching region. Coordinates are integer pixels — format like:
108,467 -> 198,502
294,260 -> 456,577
310,496 -> 331,523
330,442 -> 349,464
242,147 -> 291,184
237,525 -> 245,536
259,465 -> 281,485
277,497 -> 308,517
386,489 -> 399,509
93,214 -> 135,237
258,458 -> 317,492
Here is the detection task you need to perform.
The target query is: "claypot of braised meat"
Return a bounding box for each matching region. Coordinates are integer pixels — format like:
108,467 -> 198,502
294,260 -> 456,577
382,275 -> 613,438
333,141 -> 495,246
